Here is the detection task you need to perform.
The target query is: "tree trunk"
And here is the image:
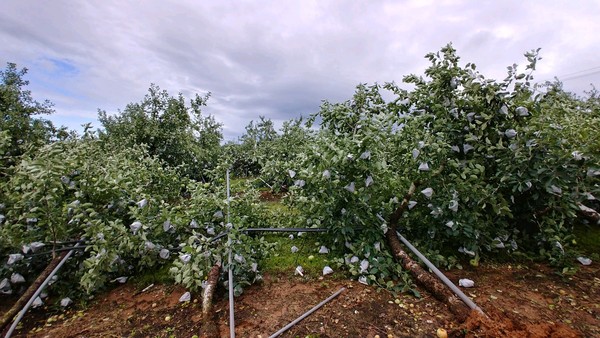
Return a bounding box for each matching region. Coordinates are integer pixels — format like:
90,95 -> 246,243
386,182 -> 469,321
0,251 -> 68,335
578,203 -> 600,225
386,230 -> 469,321
200,263 -> 222,338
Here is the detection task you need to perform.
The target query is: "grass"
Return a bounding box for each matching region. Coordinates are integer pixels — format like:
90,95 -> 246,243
259,233 -> 347,279
262,200 -> 300,224
573,223 -> 600,260
262,200 -> 291,213
229,177 -> 250,191
255,194 -> 346,278
131,263 -> 173,287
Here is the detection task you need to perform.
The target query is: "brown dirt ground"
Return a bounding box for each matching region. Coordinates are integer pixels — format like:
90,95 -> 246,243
2,262 -> 599,337
259,191 -> 284,202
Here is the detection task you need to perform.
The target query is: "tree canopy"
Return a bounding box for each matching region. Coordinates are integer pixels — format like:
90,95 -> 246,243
0,63 -> 67,178
98,84 -> 222,181
0,45 -> 598,304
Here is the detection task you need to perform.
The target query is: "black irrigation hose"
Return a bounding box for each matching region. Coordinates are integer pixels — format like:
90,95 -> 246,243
52,239 -> 85,246
210,227 -> 330,243
25,245 -> 89,258
248,227 -> 329,233
3,241 -> 88,260
7,227 -> 335,259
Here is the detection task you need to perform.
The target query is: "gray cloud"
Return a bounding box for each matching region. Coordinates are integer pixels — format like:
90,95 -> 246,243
1,0 -> 599,140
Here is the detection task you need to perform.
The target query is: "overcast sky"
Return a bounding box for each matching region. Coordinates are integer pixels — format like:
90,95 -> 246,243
1,1 -> 599,140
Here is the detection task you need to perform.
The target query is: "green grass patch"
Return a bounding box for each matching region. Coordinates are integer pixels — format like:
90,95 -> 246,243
260,233 -> 347,279
131,263 -> 173,287
262,200 -> 289,213
260,200 -> 300,230
229,176 -> 252,191
262,200 -> 299,218
573,224 -> 600,259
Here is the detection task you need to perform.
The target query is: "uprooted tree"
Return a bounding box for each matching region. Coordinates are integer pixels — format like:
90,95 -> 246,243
282,44 -> 599,307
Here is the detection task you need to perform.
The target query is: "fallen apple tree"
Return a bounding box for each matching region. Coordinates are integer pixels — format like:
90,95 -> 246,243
281,44 -> 599,323
578,203 -> 600,225
0,252 -> 68,335
384,182 -> 472,321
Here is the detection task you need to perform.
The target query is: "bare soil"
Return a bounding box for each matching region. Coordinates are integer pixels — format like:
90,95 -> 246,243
259,191 -> 284,202
3,262 -> 599,337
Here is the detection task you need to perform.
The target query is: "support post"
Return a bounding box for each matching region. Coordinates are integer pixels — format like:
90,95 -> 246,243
226,169 -> 235,338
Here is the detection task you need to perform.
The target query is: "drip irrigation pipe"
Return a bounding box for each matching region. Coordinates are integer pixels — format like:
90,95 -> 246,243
210,227 -> 329,243
25,245 -> 88,258
395,231 -> 485,315
269,287 -> 345,338
4,243 -> 81,338
4,240 -> 87,259
10,227 -> 329,259
15,227 -> 343,260
211,225 -> 370,243
246,227 -> 330,233
50,239 -> 84,246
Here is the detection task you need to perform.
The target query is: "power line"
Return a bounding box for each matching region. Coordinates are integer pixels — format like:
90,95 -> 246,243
561,69 -> 600,82
538,66 -> 600,83
558,65 -> 600,78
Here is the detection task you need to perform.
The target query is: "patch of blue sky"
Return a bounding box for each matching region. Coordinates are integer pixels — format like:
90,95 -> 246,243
26,56 -> 87,102
49,114 -> 96,134
44,57 -> 79,76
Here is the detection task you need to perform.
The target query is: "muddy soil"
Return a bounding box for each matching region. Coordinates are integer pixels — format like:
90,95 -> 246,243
2,263 -> 598,337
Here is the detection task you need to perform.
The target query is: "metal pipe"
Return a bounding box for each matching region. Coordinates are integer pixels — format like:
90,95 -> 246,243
257,177 -> 273,190
374,214 -> 483,313
226,169 -> 235,338
5,243 -> 80,338
269,287 -> 345,338
395,231 -> 484,315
